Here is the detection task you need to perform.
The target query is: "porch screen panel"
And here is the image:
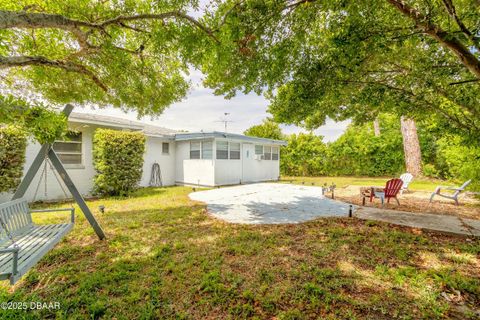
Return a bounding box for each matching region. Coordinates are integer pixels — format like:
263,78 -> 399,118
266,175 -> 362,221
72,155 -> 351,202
202,142 -> 213,159
190,142 -> 200,159
264,146 -> 272,160
230,142 -> 240,159
272,147 -> 279,160
216,141 -> 228,159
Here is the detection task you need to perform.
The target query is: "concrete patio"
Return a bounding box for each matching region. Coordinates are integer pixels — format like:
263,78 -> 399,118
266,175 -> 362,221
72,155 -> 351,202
190,183 -> 480,236
189,183 -> 352,224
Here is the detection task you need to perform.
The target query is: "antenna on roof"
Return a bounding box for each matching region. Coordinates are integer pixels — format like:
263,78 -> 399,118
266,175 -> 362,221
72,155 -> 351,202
215,112 -> 234,132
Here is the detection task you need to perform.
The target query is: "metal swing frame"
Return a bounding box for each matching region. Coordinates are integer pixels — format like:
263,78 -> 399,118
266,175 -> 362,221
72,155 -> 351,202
11,104 -> 105,240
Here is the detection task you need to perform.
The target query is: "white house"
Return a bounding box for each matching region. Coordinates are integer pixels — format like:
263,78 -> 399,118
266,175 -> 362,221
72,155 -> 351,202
0,113 -> 286,202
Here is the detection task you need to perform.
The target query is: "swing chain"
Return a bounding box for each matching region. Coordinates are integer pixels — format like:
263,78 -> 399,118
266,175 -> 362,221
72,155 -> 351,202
32,149 -> 70,202
0,216 -> 19,248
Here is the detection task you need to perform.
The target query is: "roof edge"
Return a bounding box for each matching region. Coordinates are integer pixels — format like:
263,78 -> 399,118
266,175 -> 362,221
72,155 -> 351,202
174,131 -> 287,146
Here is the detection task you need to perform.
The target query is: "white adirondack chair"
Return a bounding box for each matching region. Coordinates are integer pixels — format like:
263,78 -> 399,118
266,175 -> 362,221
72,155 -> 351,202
399,173 -> 413,194
429,179 -> 472,206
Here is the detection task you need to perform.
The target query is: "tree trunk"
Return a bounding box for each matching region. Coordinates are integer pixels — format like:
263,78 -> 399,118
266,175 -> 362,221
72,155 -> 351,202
400,116 -> 422,176
373,118 -> 381,136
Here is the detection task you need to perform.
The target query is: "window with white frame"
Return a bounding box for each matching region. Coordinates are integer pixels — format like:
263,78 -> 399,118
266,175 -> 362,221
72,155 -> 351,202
272,147 -> 279,160
202,141 -> 213,159
190,142 -> 200,159
162,142 -> 169,154
230,142 -> 240,159
254,145 -> 263,155
216,141 -> 228,159
53,131 -> 82,165
264,146 -> 272,160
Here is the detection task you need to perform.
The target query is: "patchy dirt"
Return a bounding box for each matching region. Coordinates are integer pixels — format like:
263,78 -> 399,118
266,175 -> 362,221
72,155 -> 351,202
335,185 -> 480,220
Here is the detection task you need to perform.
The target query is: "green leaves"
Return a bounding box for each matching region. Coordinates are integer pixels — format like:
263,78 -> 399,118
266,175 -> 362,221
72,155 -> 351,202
243,118 -> 284,140
0,95 -> 67,144
1,1 -> 214,116
202,0 -> 480,140
0,125 -> 27,193
93,129 -> 146,196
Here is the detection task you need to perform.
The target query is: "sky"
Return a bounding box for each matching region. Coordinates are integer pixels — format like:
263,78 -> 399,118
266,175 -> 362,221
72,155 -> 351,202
76,69 -> 350,142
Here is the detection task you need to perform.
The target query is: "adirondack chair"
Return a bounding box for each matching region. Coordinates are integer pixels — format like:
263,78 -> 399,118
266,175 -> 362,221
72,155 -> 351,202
399,173 -> 414,194
362,178 -> 403,207
0,198 -> 74,284
429,180 -> 472,206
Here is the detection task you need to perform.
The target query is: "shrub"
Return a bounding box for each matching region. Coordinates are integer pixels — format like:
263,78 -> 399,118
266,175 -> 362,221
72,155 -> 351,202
93,129 -> 146,196
325,114 -> 405,176
422,164 -> 438,178
281,133 -> 327,176
0,126 -> 27,193
434,136 -> 480,191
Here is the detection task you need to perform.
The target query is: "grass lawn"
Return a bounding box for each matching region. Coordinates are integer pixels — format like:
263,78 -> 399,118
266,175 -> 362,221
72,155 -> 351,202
1,186 -> 479,319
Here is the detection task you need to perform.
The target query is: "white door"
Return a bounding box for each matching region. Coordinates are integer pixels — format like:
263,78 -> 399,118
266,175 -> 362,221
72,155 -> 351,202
241,143 -> 256,183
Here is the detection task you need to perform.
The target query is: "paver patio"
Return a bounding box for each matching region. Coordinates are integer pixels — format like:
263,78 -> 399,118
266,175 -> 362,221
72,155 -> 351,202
356,206 -> 480,237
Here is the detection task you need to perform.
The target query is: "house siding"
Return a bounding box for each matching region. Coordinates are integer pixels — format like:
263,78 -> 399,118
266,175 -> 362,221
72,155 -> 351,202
0,124 -> 175,203
140,137 -> 176,187
0,117 -> 284,202
214,138 -> 280,186
175,140 -> 215,186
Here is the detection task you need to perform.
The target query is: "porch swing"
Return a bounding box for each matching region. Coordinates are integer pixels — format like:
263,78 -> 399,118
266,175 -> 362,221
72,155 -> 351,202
0,105 -> 105,285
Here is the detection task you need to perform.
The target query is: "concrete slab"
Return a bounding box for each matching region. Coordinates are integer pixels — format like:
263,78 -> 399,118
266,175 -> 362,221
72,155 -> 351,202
356,207 -> 480,237
189,183 -> 353,224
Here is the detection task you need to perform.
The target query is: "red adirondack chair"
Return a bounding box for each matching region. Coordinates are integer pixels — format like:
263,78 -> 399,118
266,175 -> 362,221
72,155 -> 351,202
362,178 -> 403,206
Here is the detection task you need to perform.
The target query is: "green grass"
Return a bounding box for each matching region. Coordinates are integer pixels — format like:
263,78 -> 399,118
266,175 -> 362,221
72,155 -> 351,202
281,176 -> 447,191
0,186 -> 479,319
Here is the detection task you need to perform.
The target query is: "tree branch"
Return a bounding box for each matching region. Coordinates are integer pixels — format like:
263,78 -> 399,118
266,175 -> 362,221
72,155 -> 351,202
0,10 -> 218,42
441,0 -> 480,51
0,55 -> 108,91
449,78 -> 480,85
386,0 -> 480,80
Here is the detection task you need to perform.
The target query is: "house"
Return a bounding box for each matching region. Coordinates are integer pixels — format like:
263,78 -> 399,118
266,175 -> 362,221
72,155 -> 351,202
0,113 -> 286,202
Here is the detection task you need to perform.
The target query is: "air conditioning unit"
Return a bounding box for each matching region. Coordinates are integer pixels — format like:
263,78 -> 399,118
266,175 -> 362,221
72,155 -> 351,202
254,154 -> 263,160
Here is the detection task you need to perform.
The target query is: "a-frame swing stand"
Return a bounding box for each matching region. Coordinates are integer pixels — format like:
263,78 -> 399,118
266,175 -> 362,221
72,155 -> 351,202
12,104 -> 106,240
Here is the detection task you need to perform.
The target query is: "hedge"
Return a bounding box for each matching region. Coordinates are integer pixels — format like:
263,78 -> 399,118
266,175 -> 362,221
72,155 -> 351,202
93,129 -> 146,196
0,126 -> 27,193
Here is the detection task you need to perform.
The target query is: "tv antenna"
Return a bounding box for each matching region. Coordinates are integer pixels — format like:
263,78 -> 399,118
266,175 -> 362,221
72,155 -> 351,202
215,113 -> 234,132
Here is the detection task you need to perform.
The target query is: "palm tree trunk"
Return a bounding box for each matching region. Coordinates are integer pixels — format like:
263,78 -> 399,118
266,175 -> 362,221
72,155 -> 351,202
400,116 -> 422,176
373,118 -> 381,136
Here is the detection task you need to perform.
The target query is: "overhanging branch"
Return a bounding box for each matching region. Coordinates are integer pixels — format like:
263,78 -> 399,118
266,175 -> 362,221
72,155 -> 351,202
0,10 -> 218,42
386,0 -> 480,80
0,55 -> 108,91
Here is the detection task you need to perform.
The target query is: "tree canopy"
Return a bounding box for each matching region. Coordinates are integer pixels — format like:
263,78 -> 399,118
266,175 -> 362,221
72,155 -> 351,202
243,118 -> 284,140
202,0 -> 480,141
0,1 -> 216,117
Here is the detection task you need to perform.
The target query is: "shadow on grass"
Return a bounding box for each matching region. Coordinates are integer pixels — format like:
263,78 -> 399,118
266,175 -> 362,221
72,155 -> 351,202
0,187 -> 479,319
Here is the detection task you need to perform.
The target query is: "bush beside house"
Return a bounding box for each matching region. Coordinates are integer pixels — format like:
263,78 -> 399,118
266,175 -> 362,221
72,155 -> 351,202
0,126 -> 27,193
93,129 -> 146,196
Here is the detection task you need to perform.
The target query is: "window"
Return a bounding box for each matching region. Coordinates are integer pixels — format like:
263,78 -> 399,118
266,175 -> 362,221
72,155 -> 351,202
272,147 -> 279,160
53,131 -> 82,165
190,142 -> 200,159
255,145 -> 263,155
216,141 -> 228,159
162,142 -> 169,154
230,142 -> 240,160
202,141 -> 213,159
264,146 -> 272,160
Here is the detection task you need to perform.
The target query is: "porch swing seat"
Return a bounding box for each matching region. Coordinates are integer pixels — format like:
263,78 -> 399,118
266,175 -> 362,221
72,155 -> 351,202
0,198 -> 74,284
